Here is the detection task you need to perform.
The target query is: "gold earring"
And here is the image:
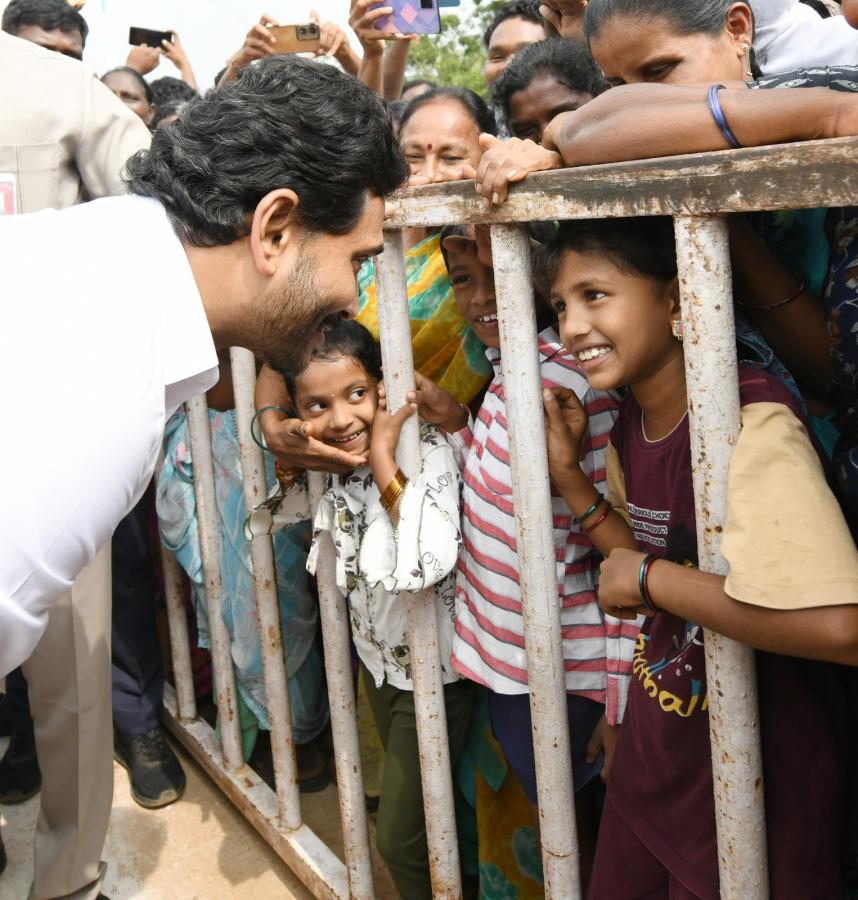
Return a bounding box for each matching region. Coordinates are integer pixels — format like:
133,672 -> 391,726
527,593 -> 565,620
739,43 -> 753,77
671,319 -> 684,342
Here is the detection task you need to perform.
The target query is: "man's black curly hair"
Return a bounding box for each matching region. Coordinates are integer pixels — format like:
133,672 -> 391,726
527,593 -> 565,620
284,318 -> 382,401
483,0 -> 546,48
149,76 -> 198,108
126,56 -> 410,247
2,0 -> 88,46
492,38 -> 607,119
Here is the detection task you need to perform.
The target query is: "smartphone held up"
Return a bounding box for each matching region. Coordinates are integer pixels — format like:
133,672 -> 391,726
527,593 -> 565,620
371,0 -> 442,35
128,26 -> 174,47
267,23 -> 322,55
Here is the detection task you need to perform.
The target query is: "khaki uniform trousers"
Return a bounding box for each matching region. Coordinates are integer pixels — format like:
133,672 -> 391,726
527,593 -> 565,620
21,544 -> 113,900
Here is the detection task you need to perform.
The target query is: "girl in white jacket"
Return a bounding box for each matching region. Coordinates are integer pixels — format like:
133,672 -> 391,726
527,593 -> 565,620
247,319 -> 471,899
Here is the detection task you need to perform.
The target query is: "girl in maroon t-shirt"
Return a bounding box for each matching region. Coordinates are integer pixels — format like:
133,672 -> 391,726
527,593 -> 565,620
536,216 -> 858,899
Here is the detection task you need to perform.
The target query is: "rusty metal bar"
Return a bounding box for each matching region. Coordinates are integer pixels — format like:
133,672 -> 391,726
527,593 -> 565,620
384,137 -> 858,229
185,394 -> 244,770
490,223 -> 582,898
155,138 -> 858,897
160,545 -> 197,722
308,471 -> 376,899
230,347 -> 303,831
162,685 -> 349,899
375,230 -> 463,899
673,215 -> 769,899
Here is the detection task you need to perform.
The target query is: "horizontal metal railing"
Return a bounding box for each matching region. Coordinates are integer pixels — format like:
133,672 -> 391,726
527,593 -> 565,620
159,138 -> 858,899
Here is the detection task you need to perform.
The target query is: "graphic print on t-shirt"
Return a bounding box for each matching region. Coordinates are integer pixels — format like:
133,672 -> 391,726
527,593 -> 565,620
627,499 -> 706,717
627,501 -> 669,548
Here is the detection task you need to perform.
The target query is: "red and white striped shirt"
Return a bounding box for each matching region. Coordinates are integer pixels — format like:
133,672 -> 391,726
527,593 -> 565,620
451,327 -> 639,724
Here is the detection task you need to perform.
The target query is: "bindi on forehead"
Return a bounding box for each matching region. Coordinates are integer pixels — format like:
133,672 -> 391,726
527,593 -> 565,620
427,143 -> 433,150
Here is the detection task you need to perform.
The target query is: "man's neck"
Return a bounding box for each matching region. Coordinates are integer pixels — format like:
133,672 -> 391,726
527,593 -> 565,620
182,239 -> 251,350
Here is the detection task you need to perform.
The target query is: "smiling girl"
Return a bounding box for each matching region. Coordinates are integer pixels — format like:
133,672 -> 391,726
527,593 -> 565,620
538,216 -> 858,899
402,226 -> 626,883
246,319 -> 471,900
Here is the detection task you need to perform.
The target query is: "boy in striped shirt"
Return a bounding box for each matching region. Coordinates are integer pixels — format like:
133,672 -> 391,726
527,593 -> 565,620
408,225 -> 639,830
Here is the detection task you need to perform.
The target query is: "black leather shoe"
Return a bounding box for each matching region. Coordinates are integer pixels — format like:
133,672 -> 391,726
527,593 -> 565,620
114,726 -> 186,809
0,730 -> 41,803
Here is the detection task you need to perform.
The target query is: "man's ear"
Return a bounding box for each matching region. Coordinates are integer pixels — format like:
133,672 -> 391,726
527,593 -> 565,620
250,188 -> 301,276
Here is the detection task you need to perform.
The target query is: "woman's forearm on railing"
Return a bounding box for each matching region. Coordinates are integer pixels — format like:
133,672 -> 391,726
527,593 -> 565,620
545,84 -> 852,166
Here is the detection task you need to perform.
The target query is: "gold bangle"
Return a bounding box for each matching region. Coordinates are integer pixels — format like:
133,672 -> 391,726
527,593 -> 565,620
381,479 -> 406,512
380,469 -> 408,511
380,470 -> 407,510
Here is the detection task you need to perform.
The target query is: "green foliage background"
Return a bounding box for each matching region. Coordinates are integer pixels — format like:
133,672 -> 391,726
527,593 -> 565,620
405,0 -> 506,97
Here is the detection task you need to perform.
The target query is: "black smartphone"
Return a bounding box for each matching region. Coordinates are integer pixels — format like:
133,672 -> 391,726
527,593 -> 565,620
128,26 -> 174,47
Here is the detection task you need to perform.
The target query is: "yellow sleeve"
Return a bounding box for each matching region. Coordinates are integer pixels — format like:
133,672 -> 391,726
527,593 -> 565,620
722,402 -> 858,610
606,441 -> 630,526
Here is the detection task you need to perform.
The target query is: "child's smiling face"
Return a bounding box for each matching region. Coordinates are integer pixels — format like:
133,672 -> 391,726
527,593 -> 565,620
550,248 -> 681,391
293,355 -> 379,456
442,232 -> 501,349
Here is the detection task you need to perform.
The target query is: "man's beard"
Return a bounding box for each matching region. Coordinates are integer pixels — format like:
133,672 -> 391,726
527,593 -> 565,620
245,253 -> 346,380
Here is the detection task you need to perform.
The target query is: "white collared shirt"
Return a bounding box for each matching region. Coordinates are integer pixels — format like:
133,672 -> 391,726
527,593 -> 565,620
0,195 -> 218,675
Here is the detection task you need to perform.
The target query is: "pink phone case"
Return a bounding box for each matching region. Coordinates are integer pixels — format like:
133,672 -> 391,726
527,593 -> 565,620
372,0 -> 441,35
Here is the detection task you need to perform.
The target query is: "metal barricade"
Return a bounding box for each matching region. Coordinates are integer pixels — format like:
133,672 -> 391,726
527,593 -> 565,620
159,136 -> 858,900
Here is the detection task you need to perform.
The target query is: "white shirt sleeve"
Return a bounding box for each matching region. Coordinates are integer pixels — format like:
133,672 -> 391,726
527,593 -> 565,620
0,197 -> 216,678
360,426 -> 462,592
76,74 -> 152,200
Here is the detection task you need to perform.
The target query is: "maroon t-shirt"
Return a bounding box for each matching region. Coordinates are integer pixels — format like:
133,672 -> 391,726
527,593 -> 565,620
607,366 -> 847,899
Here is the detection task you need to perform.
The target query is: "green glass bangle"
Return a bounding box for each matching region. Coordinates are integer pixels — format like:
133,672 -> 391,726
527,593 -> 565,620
573,492 -> 604,526
250,405 -> 291,453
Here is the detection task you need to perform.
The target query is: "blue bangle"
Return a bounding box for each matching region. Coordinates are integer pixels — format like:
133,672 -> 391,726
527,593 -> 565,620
707,84 -> 742,149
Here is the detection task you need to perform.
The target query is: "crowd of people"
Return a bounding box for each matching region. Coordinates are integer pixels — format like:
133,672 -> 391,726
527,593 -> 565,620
3,0 -> 858,898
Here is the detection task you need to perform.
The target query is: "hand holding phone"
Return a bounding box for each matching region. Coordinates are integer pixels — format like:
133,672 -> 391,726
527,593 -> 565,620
126,44 -> 162,76
371,0 -> 441,35
128,26 -> 175,48
268,23 -> 322,55
350,0 -> 411,53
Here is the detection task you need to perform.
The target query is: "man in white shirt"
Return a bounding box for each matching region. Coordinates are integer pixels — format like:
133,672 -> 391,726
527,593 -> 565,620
0,51 -> 406,897
0,19 -> 153,899
0,52 -> 407,675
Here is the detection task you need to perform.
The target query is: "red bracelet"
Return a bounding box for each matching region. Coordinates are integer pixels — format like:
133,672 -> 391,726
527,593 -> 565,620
583,501 -> 611,533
